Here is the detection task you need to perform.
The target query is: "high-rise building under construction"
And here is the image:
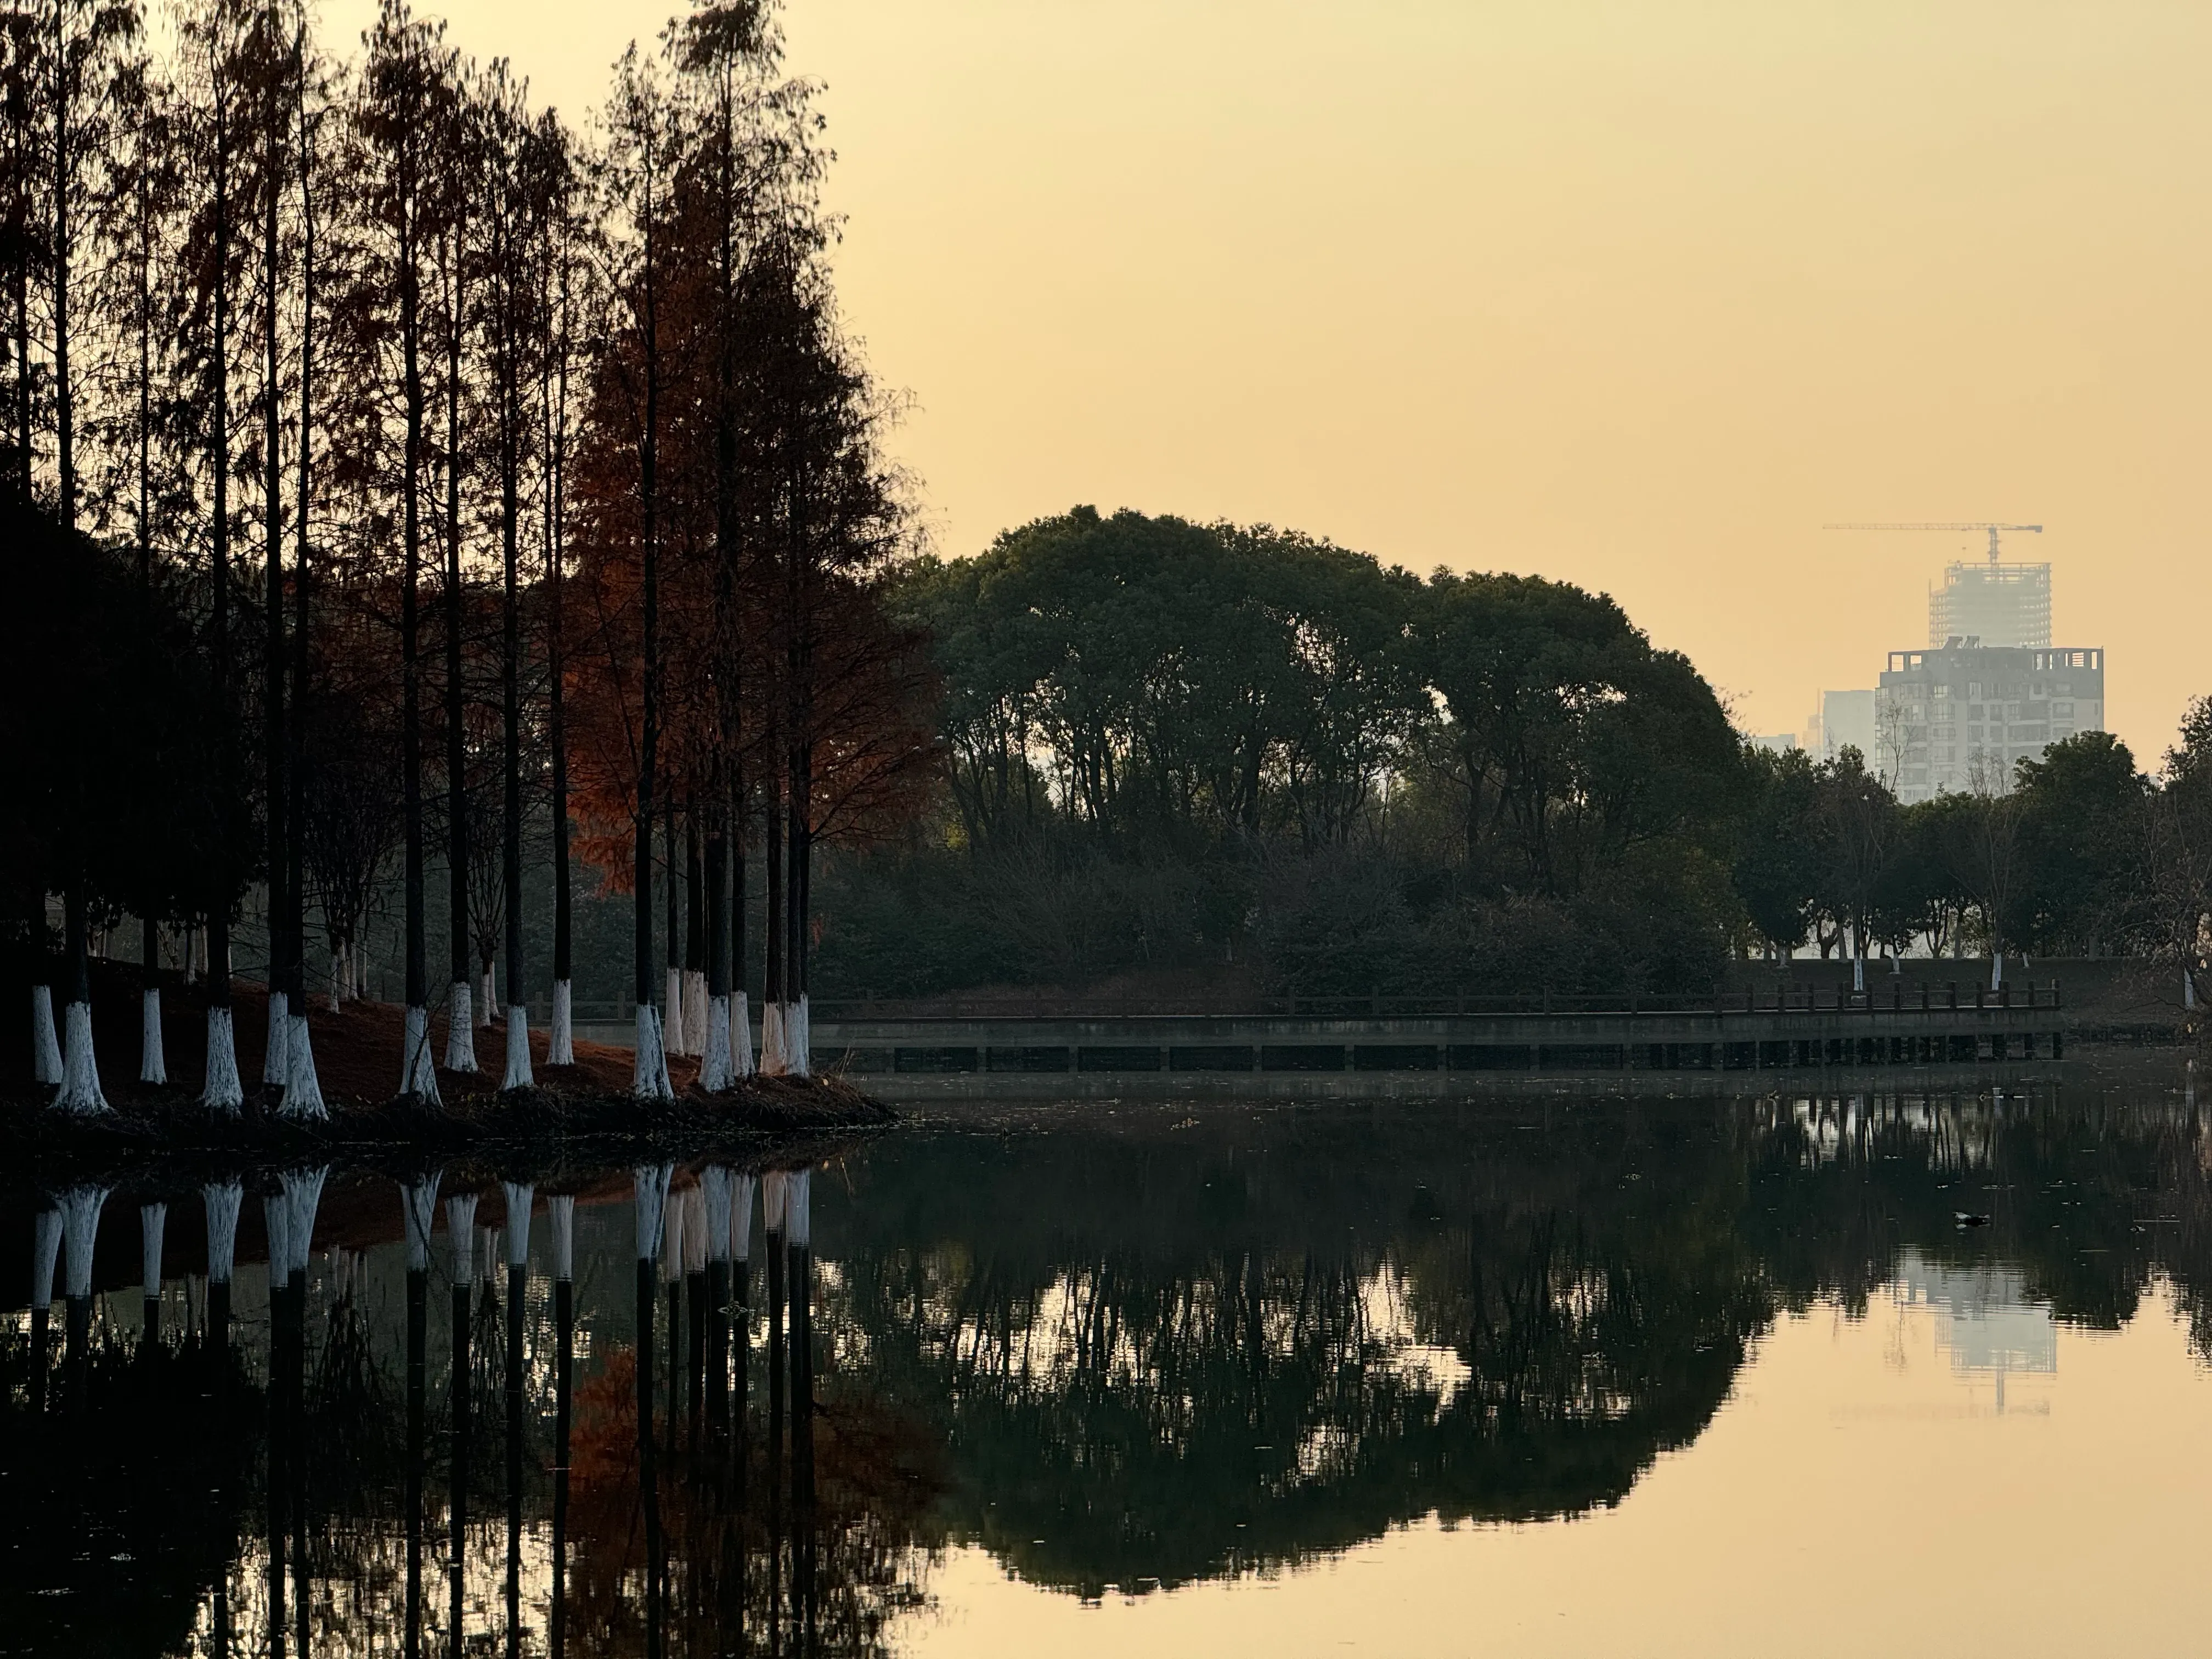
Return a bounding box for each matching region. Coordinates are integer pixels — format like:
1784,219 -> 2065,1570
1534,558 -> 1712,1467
1928,560 -> 2051,649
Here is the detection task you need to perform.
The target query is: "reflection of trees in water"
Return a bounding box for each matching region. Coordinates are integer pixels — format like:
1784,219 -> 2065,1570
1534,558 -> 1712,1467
828,1091 -> 2212,1595
21,1090 -> 2212,1646
559,1341 -> 946,1658
1746,1090 -> 2212,1345
301,1250 -> 410,1655
0,1319 -> 260,1655
830,1114 -> 1774,1595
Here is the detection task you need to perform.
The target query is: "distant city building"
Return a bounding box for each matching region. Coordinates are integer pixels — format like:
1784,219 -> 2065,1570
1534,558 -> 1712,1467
1817,689 -> 1876,763
1875,644 -> 2105,803
1928,561 -> 2051,648
1746,732 -> 1798,755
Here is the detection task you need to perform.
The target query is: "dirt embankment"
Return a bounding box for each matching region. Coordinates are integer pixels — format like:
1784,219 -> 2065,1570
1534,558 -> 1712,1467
4,958 -> 891,1171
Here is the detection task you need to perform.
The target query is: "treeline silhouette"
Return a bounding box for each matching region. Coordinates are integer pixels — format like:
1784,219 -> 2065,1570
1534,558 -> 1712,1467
1,0 -> 935,1111
808,506 -> 2212,1004
816,1090 -> 2212,1594
7,1092 -> 2209,1631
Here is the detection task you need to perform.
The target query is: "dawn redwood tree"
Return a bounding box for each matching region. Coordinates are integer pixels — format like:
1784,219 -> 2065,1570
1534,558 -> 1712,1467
176,0 -> 257,1110
42,0 -> 141,1111
605,42 -> 674,1099
678,0 -> 771,1088
281,5 -> 331,1114
101,33 -> 184,1086
434,69 -> 475,1073
481,61 -> 533,1089
538,108 -> 580,1066
345,0 -> 451,1101
253,0 -> 291,1094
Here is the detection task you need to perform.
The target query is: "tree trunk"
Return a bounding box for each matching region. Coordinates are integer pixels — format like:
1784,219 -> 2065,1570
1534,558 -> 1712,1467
442,210 -> 473,1073
262,46 -> 290,1096
684,799 -> 707,1057
284,29 -> 320,1118
546,238 -> 573,1068
663,792 -> 683,1056
499,173 -> 529,1091
699,806 -> 733,1089
630,121 -> 670,1100
203,101 -> 242,1112
397,78 -> 436,1103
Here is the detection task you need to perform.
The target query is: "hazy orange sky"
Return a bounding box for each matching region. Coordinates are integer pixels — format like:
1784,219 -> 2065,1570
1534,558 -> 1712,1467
333,0 -> 2212,759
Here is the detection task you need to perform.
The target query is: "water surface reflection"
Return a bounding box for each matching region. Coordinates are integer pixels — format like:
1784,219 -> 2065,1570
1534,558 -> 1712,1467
5,1082 -> 2210,1654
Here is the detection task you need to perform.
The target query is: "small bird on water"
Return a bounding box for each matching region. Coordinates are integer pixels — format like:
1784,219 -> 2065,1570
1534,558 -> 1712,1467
1955,1211 -> 1990,1228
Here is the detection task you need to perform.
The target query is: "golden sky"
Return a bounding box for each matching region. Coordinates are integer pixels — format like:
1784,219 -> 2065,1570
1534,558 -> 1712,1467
345,0 -> 2212,760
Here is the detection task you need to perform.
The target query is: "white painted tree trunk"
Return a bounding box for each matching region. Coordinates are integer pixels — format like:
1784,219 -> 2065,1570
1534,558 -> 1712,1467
1851,953 -> 1865,996
732,991 -> 755,1077
59,1186 -> 108,1301
549,1193 -> 575,1283
279,1168 -> 326,1283
549,980 -> 574,1066
664,967 -> 687,1055
659,1189 -> 686,1286
263,990 -> 290,1085
263,1192 -> 293,1288
632,1004 -> 675,1100
503,1007 -> 534,1090
202,1007 -> 245,1111
402,1005 -> 442,1104
140,1202 -> 167,1305
681,1184 -> 707,1276
789,995 -> 811,1078
202,1183 -> 242,1285
787,1169 -> 811,1250
31,1209 -> 61,1312
732,1172 -> 755,1264
445,980 -> 477,1071
702,1168 -> 733,1262
762,1169 -> 787,1237
30,985 -> 61,1084
446,1193 -> 479,1286
1991,949 -> 2004,991
55,1000 -> 109,1114
328,944 -> 345,1014
501,1182 -> 534,1267
682,970 -> 708,1059
140,988 -> 167,1085
633,1163 -> 673,1262
281,1013 -> 327,1119
2186,966 -> 2197,1011
479,966 -> 495,1026
698,995 -> 735,1091
400,1173 -> 441,1273
760,1002 -> 788,1076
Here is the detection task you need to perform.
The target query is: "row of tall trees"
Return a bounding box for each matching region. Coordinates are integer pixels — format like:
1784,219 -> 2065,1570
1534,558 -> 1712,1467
1736,719 -> 2212,999
4,0 -> 933,1111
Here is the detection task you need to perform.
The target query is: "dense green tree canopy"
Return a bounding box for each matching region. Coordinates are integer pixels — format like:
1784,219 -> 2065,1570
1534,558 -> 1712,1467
857,507 -> 1754,997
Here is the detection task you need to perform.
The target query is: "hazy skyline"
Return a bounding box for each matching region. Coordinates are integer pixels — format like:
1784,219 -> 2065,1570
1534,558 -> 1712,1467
340,0 -> 2212,761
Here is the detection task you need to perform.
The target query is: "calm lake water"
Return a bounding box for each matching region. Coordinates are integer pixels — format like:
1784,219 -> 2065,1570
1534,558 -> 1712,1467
7,1073 -> 2211,1657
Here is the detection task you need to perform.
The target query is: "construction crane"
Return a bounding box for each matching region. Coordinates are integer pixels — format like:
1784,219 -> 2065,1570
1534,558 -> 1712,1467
1822,522 -> 2043,565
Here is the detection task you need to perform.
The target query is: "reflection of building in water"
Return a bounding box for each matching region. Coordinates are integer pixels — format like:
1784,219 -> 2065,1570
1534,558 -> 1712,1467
1893,1251 -> 2056,1411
